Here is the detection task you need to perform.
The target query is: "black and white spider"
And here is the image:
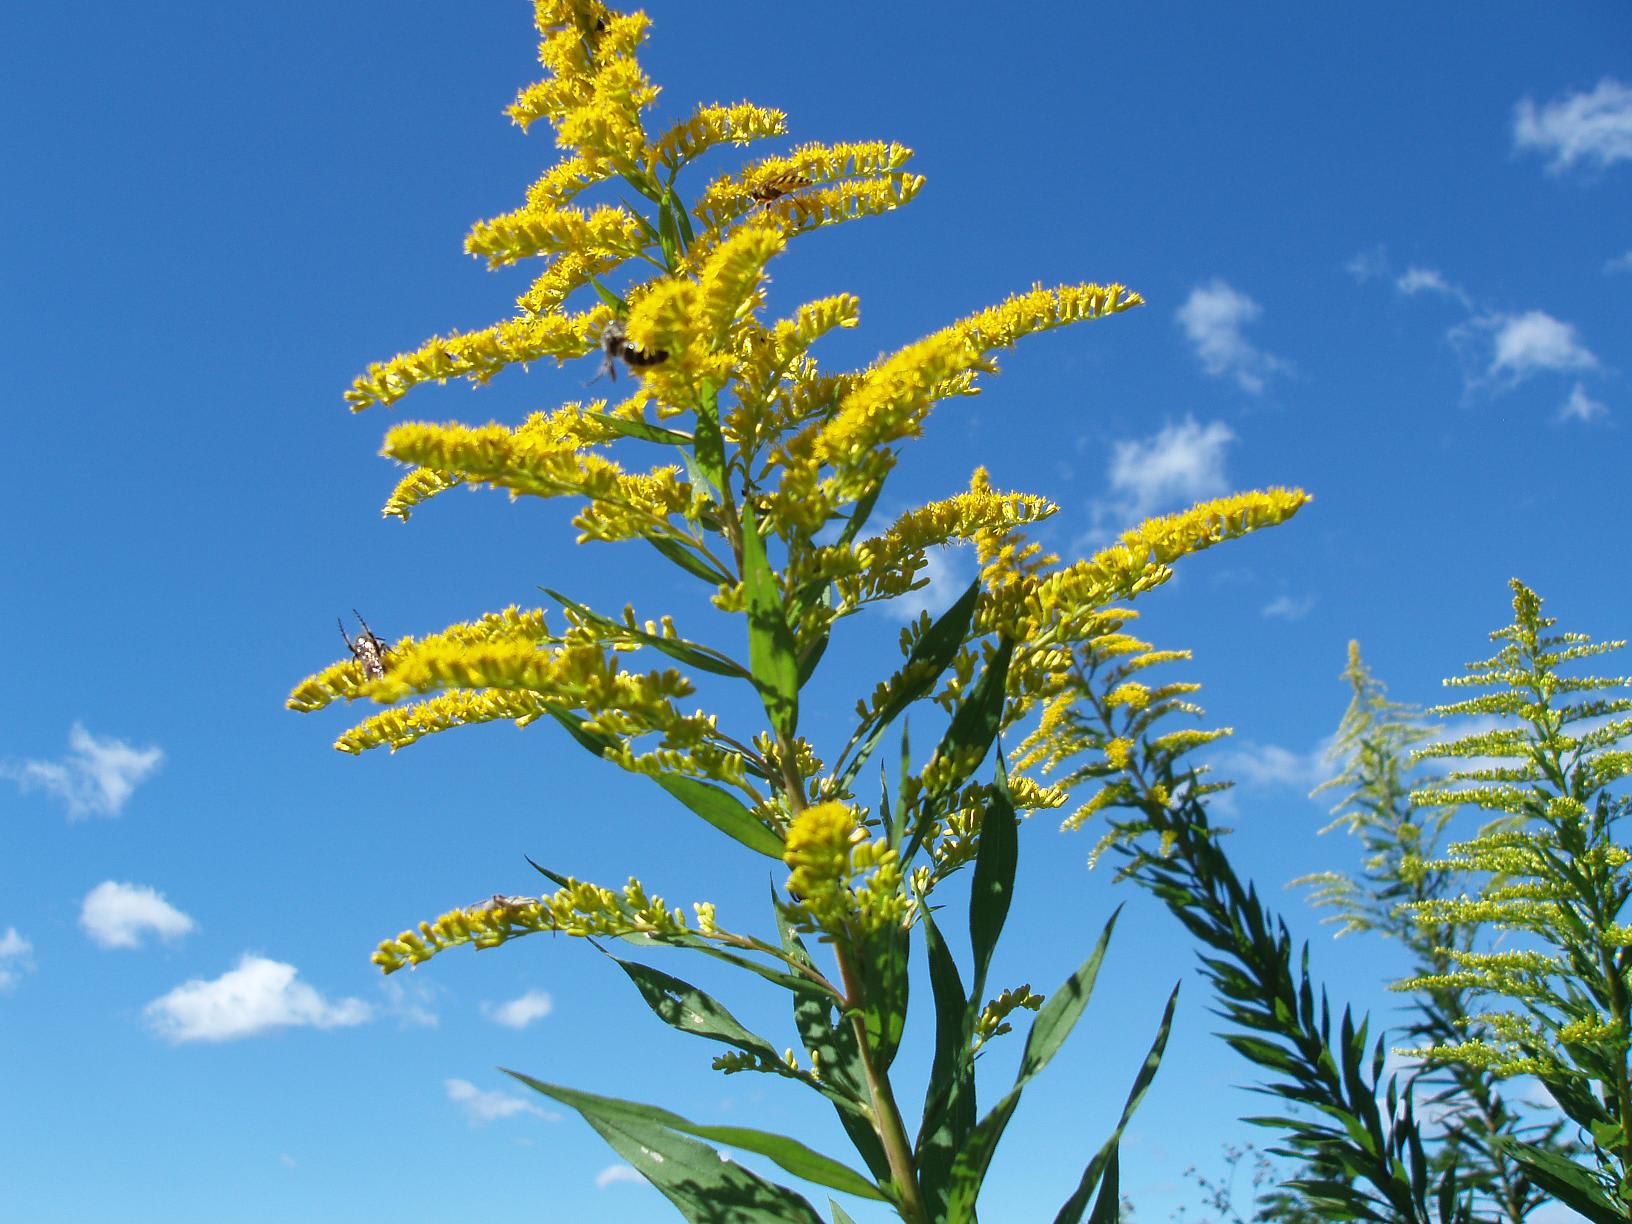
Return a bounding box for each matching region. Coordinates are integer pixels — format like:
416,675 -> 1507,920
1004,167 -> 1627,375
339,609 -> 390,681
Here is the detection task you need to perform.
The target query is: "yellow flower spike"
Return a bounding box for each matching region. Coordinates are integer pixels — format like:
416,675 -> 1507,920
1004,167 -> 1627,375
345,306 -> 608,411
783,800 -> 909,937
517,249 -> 627,316
697,221 -> 786,345
381,466 -> 464,522
651,101 -> 789,176
1106,683 -> 1152,711
465,202 -> 650,269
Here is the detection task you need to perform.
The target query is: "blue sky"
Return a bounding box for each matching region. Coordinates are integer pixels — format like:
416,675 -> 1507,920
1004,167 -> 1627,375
2,3 -> 1628,1220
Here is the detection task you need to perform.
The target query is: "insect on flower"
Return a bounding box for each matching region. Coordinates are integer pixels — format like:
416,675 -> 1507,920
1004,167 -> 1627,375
749,171 -> 810,206
339,609 -> 390,681
594,319 -> 668,382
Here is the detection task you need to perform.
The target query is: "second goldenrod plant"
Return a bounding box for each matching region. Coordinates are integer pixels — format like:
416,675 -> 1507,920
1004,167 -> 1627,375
290,3 -> 1307,1220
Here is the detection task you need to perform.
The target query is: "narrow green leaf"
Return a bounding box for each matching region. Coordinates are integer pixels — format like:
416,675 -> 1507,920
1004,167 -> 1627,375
945,910 -> 1128,1222
611,955 -> 788,1063
544,587 -> 751,680
512,1073 -> 884,1201
1052,984 -> 1180,1224
914,895 -> 976,1219
741,502 -> 799,739
653,774 -> 785,859
835,480 -> 884,549
646,533 -> 732,585
693,379 -> 726,491
838,579 -> 981,790
968,757 -> 1018,1003
856,924 -> 909,1075
665,185 -> 696,248
656,197 -> 680,268
589,277 -> 629,313
1501,1141 -> 1625,1223
829,1201 -> 859,1224
1084,1147 -> 1122,1224
544,710 -> 781,857
507,1073 -> 826,1223
583,410 -> 692,447
907,637 -> 1014,859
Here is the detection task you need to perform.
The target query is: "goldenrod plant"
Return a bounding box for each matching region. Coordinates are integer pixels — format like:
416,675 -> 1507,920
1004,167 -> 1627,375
1301,643 -> 1565,1221
1394,580 -> 1632,1221
287,3 -> 1307,1219
1014,619 -> 1475,1220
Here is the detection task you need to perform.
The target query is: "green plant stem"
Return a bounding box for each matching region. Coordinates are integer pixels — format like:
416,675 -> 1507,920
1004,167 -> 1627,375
836,941 -> 927,1224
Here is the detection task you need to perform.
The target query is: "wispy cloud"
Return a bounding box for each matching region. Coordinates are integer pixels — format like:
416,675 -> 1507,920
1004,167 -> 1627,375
1176,280 -> 1287,393
445,1077 -> 555,1125
380,976 -> 440,1029
1107,417 -> 1236,520
1344,246 -> 1389,284
1606,249 -> 1632,275
1394,266 -> 1471,307
1261,593 -> 1317,622
1,723 -> 162,820
0,927 -> 34,992
80,881 -> 196,950
1213,740 -> 1332,792
1557,382 -> 1610,424
144,955 -> 371,1042
484,988 -> 554,1030
596,1164 -> 645,1189
1513,78 -> 1632,174
1448,309 -> 1599,396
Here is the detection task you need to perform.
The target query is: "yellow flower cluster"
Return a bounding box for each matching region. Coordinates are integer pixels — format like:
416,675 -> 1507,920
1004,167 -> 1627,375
372,874 -> 713,974
782,801 -> 910,938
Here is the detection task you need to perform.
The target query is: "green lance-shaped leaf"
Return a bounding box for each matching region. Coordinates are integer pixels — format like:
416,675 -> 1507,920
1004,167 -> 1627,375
828,1201 -> 859,1224
583,410 -> 694,447
1051,984 -> 1180,1224
915,890 -> 978,1218
647,532 -> 734,586
656,193 -> 681,267
906,637 -> 1014,860
589,276 -> 630,314
665,184 -> 697,249
544,587 -> 752,681
544,709 -> 783,858
968,756 -> 1018,1005
838,578 -> 981,791
1501,1141 -> 1626,1224
943,907 -> 1125,1223
693,379 -> 727,493
855,923 -> 909,1076
610,954 -> 791,1068
508,1073 -> 885,1203
741,502 -> 800,740
506,1073 -> 826,1224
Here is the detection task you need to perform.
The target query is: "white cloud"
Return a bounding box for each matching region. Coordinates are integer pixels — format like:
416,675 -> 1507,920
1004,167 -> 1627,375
279,1153 -> 297,1169
0,723 -> 162,820
596,1164 -> 645,1189
1557,382 -> 1610,424
1176,280 -> 1286,393
80,881 -> 196,950
1489,311 -> 1598,379
380,976 -> 440,1029
484,988 -> 554,1030
1394,266 -> 1470,307
1452,310 -> 1599,394
1514,78 -> 1632,173
144,955 -> 371,1043
1344,247 -> 1388,284
1261,593 -> 1317,622
445,1077 -> 553,1125
1213,740 -> 1331,792
1606,249 -> 1632,275
0,927 -> 34,992
1107,417 -> 1235,519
